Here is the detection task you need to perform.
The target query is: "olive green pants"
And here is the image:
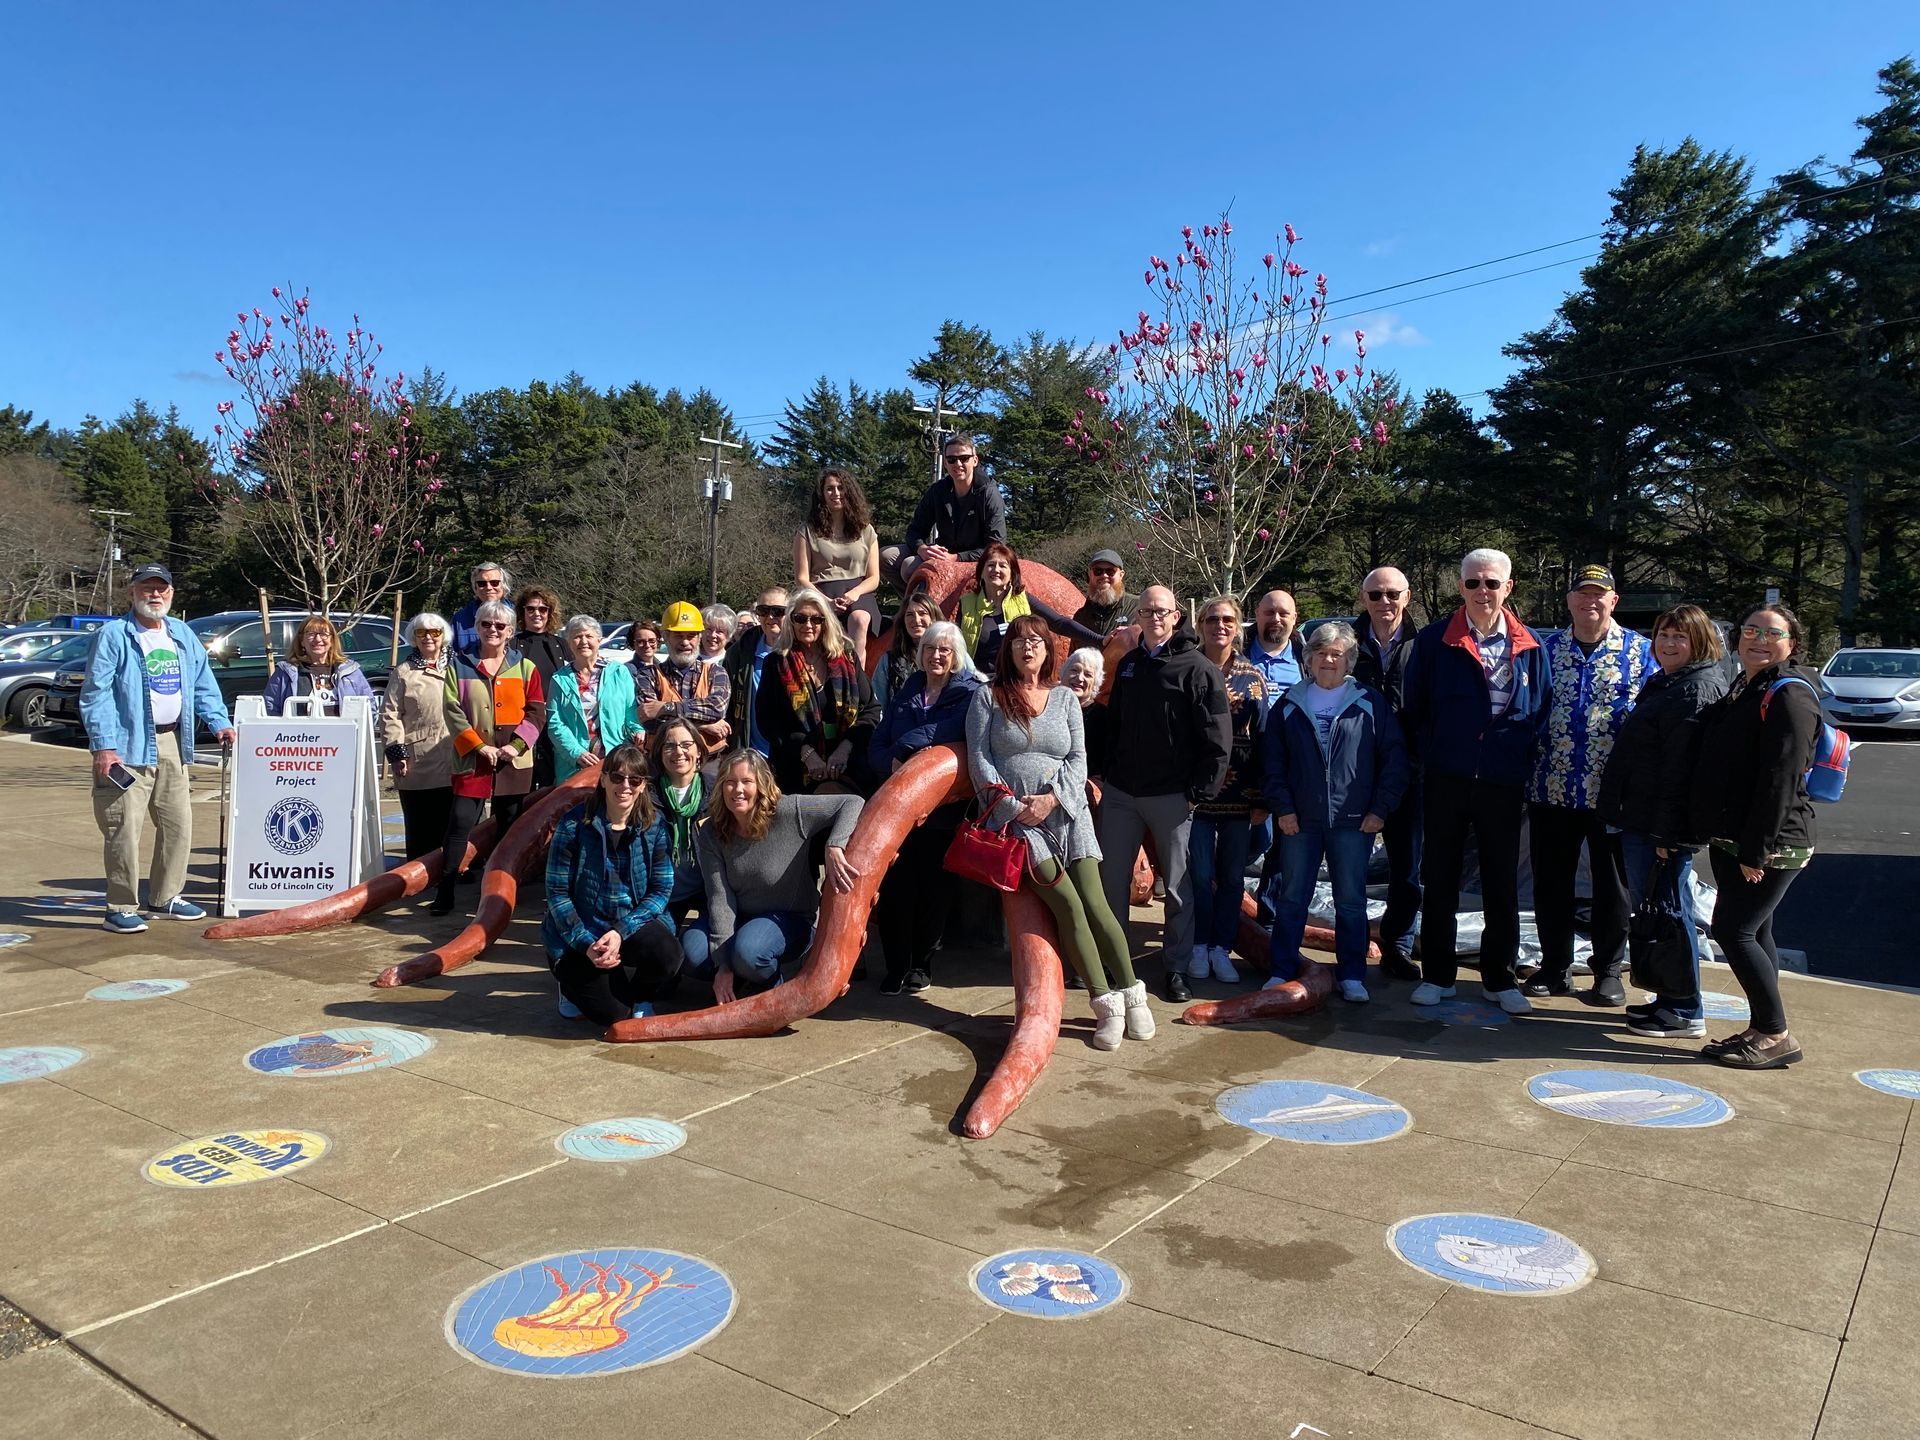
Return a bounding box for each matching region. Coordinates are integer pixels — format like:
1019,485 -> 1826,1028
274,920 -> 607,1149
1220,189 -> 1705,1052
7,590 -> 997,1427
1029,856 -> 1135,996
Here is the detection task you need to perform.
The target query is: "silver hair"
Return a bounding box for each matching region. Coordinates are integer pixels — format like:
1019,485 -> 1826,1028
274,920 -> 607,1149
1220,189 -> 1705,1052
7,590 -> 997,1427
1308,620 -> 1360,673
474,599 -> 516,629
918,620 -> 975,674
470,559 -> 512,588
702,604 -> 736,630
1061,646 -> 1105,690
563,613 -> 602,641
1460,547 -> 1512,581
775,586 -> 854,659
406,611 -> 451,647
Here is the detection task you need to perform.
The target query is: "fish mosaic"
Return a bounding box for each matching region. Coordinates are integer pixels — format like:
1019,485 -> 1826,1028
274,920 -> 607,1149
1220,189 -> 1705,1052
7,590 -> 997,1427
244,1026 -> 433,1077
1388,1214 -> 1596,1296
1216,1079 -> 1412,1145
556,1117 -> 688,1163
1526,1070 -> 1732,1128
1855,1069 -> 1920,1099
0,1045 -> 86,1084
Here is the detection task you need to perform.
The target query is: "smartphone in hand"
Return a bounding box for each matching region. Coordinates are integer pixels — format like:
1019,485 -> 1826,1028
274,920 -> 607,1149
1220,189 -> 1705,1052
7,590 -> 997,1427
104,763 -> 137,791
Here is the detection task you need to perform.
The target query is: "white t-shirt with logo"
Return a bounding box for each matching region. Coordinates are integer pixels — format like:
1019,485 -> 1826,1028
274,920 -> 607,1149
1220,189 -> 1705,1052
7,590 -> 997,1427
1306,682 -> 1344,753
136,624 -> 183,728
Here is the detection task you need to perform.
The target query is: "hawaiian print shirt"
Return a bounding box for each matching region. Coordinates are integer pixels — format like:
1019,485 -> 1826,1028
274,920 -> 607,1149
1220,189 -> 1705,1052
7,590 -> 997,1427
1195,654 -> 1268,817
1528,621 -> 1655,811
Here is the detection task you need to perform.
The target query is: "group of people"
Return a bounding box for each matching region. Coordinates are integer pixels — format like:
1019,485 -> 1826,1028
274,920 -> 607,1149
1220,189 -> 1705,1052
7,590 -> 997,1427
76,443 -> 1824,1073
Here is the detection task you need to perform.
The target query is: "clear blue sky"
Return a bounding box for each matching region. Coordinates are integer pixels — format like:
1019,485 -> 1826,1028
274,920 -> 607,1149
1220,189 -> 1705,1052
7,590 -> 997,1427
1,2 -> 1905,451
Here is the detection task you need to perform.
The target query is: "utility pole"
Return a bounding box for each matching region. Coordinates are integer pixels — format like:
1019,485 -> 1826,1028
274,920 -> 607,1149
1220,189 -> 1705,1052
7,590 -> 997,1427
913,385 -> 964,486
699,435 -> 743,606
90,509 -> 131,609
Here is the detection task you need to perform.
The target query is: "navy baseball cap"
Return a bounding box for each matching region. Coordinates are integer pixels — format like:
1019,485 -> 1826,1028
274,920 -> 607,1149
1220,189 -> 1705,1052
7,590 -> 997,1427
129,563 -> 174,586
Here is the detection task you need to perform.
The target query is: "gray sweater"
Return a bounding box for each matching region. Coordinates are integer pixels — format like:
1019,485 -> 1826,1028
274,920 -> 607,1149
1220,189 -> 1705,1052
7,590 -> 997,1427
964,684 -> 1100,866
695,792 -> 863,945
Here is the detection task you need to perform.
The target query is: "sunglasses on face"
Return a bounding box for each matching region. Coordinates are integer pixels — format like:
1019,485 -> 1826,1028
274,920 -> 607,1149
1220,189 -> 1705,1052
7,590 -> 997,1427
522,603 -> 549,614
1366,589 -> 1405,602
478,621 -> 511,631
756,605 -> 787,619
1740,624 -> 1789,640
1202,614 -> 1237,626
475,579 -> 504,589
944,454 -> 977,464
791,613 -> 825,626
604,772 -> 646,789
1461,577 -> 1506,590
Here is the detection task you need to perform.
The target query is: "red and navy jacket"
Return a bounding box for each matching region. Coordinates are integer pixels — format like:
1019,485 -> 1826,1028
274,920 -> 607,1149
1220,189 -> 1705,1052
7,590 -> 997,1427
1400,608 -> 1548,789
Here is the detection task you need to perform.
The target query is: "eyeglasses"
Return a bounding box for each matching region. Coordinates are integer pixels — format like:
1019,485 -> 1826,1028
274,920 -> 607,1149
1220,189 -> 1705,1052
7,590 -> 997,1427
660,740 -> 700,754
522,603 -> 549,614
1740,624 -> 1789,640
1136,606 -> 1177,620
604,773 -> 646,789
791,613 -> 825,627
1461,577 -> 1506,590
756,605 -> 787,619
1366,588 -> 1405,602
944,453 -> 977,464
478,621 -> 511,631
1013,635 -> 1048,649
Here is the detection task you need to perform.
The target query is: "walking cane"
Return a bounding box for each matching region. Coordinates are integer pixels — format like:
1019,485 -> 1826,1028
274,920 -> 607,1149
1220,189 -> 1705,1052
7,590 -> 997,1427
214,740 -> 232,908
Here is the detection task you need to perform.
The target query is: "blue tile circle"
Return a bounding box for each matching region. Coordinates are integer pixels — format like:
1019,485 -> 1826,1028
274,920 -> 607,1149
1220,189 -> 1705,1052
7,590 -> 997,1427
446,1248 -> 734,1376
1216,1079 -> 1410,1145
88,979 -> 190,1001
0,932 -> 31,949
1425,999 -> 1511,1028
1700,992 -> 1750,1021
1855,1069 -> 1920,1099
971,1249 -> 1127,1320
1387,1213 -> 1595,1296
1526,1069 -> 1732,1128
244,1027 -> 434,1077
0,1045 -> 86,1085
557,1118 -> 687,1162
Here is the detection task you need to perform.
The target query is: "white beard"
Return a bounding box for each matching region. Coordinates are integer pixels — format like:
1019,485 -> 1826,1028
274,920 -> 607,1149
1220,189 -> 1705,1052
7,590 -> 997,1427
133,597 -> 170,621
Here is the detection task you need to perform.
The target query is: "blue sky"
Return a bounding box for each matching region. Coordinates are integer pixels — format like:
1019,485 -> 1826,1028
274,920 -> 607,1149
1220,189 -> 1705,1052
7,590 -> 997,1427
1,2 -> 1905,451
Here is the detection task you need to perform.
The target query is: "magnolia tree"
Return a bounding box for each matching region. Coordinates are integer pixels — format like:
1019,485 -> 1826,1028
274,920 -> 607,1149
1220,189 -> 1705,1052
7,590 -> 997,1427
207,288 -> 437,615
1070,217 -> 1388,597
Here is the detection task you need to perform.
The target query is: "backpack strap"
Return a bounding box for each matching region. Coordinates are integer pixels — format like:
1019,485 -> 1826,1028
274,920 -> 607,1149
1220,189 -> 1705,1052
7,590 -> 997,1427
1758,675 -> 1815,719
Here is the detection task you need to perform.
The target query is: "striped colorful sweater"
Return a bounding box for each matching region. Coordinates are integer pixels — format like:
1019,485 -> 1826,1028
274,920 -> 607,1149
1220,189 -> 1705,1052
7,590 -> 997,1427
444,648 -> 548,797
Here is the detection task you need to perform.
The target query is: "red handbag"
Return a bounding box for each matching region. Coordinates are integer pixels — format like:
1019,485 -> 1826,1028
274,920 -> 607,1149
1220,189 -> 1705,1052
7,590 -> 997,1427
943,785 -> 1062,892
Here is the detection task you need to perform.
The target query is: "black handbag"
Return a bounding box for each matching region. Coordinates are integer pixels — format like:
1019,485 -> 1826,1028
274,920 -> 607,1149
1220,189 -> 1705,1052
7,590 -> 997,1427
1628,856 -> 1695,997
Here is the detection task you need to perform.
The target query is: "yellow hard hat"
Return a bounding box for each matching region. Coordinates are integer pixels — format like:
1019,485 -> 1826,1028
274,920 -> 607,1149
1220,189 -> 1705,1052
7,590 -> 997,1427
662,601 -> 704,633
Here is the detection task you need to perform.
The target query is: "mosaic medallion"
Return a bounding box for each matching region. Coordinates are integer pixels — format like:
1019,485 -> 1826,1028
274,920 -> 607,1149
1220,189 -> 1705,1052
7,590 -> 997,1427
1387,1213 -> 1595,1296
0,1045 -> 86,1084
446,1248 -> 734,1376
557,1118 -> 687,1162
0,932 -> 31,949
88,979 -> 190,1001
244,1026 -> 433,1077
1700,993 -> 1750,1022
144,1129 -> 329,1187
1855,1069 -> 1920,1099
1525,1070 -> 1732,1128
1216,1079 -> 1410,1145
970,1250 -> 1127,1320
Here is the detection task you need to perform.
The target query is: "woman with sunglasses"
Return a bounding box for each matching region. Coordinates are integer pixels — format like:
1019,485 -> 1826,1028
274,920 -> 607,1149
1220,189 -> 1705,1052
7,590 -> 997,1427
1186,595 -> 1267,986
794,467 -> 882,656
872,593 -> 943,707
648,718 -> 714,964
548,615 -> 641,783
513,585 -> 567,788
966,613 -> 1150,1050
542,741 -> 683,1025
432,600 -> 548,916
687,749 -> 862,1002
957,542 -> 1102,675
756,587 -> 880,796
1688,606 -> 1822,1069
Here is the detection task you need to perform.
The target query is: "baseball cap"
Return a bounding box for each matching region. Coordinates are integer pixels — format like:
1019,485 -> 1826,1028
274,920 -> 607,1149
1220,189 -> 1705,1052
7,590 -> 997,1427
661,601 -> 705,633
1571,564 -> 1615,592
129,563 -> 174,586
1088,549 -> 1125,569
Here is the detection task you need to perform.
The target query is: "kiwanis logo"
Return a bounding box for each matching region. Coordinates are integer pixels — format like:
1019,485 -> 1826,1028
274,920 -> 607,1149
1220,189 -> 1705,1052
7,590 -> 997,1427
264,796 -> 323,856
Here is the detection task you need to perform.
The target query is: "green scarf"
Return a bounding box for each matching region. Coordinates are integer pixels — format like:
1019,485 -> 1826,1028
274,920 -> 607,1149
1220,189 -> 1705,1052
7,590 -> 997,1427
660,776 -> 705,868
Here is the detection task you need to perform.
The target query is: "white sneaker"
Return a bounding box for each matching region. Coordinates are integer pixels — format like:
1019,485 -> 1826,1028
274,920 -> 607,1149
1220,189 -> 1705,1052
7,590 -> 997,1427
1340,980 -> 1370,1004
1183,950 -> 1211,980
1488,988 -> 1533,1015
1409,982 -> 1456,1006
1209,946 -> 1240,984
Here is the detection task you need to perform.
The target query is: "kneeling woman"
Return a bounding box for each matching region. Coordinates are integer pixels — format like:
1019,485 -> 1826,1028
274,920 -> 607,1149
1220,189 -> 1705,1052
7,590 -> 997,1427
541,742 -> 683,1026
966,614 -> 1150,1049
689,750 -> 863,1003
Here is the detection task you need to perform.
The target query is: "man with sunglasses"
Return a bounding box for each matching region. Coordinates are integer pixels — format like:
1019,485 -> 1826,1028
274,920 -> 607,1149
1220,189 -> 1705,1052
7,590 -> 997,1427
1073,550 -> 1134,639
1401,548 -> 1549,1014
450,561 -> 511,655
1352,567 -> 1424,980
724,586 -> 787,756
880,436 -> 1008,589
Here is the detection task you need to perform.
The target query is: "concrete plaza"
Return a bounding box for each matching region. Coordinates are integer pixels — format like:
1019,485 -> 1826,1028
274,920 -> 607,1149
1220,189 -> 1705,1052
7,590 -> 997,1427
1,736 -> 1915,1440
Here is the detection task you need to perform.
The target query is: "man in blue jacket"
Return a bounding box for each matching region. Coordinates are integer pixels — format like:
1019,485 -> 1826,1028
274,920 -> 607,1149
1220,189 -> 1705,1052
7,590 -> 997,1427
1399,548 -> 1548,1013
79,565 -> 235,933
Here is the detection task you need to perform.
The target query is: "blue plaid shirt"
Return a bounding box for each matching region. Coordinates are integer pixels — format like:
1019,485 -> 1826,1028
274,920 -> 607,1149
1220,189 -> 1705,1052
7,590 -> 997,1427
541,804 -> 676,958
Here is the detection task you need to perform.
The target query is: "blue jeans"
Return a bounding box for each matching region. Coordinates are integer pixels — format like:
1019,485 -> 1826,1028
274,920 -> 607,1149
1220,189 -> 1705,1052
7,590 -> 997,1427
1618,831 -> 1702,1018
1272,826 -> 1375,983
680,910 -> 812,982
1189,814 -> 1254,949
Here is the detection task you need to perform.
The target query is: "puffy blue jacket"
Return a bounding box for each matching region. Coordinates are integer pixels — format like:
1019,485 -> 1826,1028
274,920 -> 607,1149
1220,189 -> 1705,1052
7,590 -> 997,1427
868,670 -> 981,774
1400,609 -> 1548,788
79,613 -> 232,766
1261,679 -> 1410,829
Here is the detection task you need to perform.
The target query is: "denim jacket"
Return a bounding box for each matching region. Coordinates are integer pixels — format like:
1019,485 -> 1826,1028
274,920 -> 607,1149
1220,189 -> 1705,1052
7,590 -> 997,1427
79,613 -> 231,766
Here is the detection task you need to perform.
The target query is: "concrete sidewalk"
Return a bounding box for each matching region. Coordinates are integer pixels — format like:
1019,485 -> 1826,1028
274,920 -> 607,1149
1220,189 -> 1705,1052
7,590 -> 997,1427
1,736 -> 1915,1440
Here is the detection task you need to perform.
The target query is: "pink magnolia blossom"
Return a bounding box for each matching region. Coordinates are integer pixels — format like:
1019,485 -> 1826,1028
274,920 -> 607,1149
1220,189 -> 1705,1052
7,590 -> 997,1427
1257,527 -> 1271,540
1263,253 -> 1275,268
1372,421 -> 1390,446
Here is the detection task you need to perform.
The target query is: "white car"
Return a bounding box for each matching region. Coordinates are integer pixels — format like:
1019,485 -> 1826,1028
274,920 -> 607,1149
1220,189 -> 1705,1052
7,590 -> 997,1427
1818,648 -> 1920,733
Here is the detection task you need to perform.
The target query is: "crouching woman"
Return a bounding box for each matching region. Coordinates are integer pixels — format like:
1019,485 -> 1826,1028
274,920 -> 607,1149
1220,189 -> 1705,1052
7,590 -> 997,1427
541,742 -> 684,1026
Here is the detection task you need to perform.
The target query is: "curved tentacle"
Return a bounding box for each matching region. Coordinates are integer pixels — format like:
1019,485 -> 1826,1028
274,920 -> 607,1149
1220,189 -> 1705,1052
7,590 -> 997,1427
961,884 -> 1066,1138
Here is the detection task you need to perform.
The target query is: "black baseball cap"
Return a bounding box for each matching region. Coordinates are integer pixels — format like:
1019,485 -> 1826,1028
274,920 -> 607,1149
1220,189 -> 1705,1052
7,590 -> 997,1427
1571,564 -> 1615,592
1088,549 -> 1125,569
129,563 -> 174,586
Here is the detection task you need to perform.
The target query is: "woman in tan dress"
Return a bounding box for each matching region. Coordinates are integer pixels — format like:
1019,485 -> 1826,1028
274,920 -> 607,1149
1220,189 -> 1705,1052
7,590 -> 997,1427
793,467 -> 881,654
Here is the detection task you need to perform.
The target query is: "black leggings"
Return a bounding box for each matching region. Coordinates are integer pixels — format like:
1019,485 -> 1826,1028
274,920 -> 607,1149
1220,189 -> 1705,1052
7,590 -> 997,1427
551,919 -> 683,1025
1708,848 -> 1802,1035
876,819 -> 956,981
397,786 -> 454,861
436,793 -> 528,899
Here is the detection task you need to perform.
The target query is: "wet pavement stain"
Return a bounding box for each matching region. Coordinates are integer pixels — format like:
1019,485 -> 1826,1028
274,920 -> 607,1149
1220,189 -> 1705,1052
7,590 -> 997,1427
1147,1220 -> 1355,1283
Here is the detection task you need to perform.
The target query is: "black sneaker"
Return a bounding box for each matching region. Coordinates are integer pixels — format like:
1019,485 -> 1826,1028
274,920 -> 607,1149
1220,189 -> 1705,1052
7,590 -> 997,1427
1381,950 -> 1421,982
1625,1000 -> 1660,1020
1523,972 -> 1571,997
903,969 -> 931,994
1580,974 -> 1627,1007
1064,969 -> 1086,991
878,972 -> 905,996
1625,1009 -> 1707,1038
1162,970 -> 1191,1004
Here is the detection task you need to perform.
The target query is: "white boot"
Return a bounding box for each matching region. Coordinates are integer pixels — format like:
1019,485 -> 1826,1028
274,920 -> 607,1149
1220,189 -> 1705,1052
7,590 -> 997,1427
1090,991 -> 1127,1051
1118,980 -> 1156,1040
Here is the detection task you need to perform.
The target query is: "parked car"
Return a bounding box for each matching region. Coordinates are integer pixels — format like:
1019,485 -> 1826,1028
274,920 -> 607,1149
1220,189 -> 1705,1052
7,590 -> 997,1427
42,610 -> 397,742
1818,648 -> 1920,733
0,632 -> 97,731
599,621 -> 634,666
0,627 -> 88,665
